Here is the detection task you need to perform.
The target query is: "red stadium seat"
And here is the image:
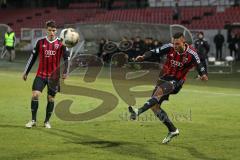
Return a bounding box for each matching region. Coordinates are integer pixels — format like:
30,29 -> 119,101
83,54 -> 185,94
2,6 -> 240,37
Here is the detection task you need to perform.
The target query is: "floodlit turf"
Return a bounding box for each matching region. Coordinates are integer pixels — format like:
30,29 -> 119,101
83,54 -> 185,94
0,60 -> 240,160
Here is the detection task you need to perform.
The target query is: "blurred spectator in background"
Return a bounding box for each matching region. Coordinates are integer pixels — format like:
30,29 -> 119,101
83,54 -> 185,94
228,31 -> 237,58
235,33 -> 240,61
3,27 -> 15,62
101,39 -> 118,64
98,0 -> 113,10
98,0 -> 106,8
147,39 -> 163,63
136,0 -> 141,8
172,1 -> 181,20
233,0 -> 240,7
130,36 -> 144,59
135,0 -> 148,8
107,0 -> 114,10
144,37 -> 154,51
214,30 -> 225,60
97,38 -> 107,58
153,39 -> 162,50
1,0 -> 7,8
194,31 -> 210,74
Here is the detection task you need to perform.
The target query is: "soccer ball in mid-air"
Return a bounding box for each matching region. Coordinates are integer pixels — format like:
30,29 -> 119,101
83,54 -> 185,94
60,28 -> 80,48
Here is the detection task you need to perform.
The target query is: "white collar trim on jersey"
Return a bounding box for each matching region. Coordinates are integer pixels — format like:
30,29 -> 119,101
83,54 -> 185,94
45,36 -> 58,43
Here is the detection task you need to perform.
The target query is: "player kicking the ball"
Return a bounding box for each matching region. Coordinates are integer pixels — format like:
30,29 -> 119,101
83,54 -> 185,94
129,32 -> 208,144
23,20 -> 69,129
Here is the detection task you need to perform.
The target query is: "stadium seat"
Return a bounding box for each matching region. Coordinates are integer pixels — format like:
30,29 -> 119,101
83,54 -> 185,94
2,5 -> 240,38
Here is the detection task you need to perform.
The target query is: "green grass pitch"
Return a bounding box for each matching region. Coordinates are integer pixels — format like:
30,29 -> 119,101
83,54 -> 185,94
0,60 -> 240,160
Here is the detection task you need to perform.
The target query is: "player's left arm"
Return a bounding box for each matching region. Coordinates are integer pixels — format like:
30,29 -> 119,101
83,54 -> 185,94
191,51 -> 208,81
62,46 -> 70,79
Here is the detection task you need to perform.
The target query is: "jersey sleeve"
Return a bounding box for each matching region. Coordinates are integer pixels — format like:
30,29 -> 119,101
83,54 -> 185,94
143,43 -> 172,60
190,50 -> 207,76
23,40 -> 39,75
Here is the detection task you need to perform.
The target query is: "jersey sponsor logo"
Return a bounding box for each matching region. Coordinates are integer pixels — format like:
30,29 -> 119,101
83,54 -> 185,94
183,57 -> 188,63
45,50 -> 56,57
54,44 -> 59,49
170,60 -> 183,67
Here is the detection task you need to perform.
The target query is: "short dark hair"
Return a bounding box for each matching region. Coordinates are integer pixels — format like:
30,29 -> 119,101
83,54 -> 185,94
173,32 -> 184,39
46,20 -> 57,28
198,31 -> 204,35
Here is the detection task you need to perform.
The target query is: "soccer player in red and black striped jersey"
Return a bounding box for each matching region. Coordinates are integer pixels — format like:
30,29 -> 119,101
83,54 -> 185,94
23,20 -> 69,129
129,32 -> 208,144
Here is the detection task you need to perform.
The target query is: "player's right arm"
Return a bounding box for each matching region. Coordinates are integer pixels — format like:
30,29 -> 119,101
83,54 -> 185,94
190,49 -> 208,81
135,43 -> 172,61
22,40 -> 40,81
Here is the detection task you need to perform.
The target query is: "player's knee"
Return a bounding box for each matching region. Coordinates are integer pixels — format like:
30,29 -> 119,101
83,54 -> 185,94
151,104 -> 160,112
48,95 -> 55,102
152,86 -> 163,100
32,91 -> 40,99
32,95 -> 39,100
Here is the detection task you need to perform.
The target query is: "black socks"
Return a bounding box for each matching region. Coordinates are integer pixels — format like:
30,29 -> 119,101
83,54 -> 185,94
44,101 -> 54,123
31,98 -> 39,121
155,109 -> 176,132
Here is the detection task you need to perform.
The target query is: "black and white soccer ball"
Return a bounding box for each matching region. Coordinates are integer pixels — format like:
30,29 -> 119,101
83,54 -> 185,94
60,28 -> 80,48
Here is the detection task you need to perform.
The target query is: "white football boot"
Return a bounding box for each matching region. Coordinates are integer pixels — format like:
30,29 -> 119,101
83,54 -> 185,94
162,129 -> 179,144
44,122 -> 51,129
25,120 -> 36,128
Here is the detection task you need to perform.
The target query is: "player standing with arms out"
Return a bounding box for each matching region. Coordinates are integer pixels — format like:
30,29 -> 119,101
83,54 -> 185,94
129,32 -> 208,144
23,20 -> 69,129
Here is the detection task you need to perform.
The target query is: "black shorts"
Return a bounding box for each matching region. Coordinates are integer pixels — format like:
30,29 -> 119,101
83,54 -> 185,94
152,75 -> 184,103
32,76 -> 59,97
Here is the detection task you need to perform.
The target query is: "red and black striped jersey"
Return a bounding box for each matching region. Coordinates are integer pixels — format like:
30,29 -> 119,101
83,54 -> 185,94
147,43 -> 206,81
24,37 -> 69,78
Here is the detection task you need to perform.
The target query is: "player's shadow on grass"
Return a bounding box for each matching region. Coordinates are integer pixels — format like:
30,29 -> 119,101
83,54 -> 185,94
0,125 -> 228,160
42,128 -> 160,160
75,140 -> 122,148
46,128 -> 226,160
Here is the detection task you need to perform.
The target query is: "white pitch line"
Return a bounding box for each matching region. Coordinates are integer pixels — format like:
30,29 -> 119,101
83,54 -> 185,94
183,89 -> 240,97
